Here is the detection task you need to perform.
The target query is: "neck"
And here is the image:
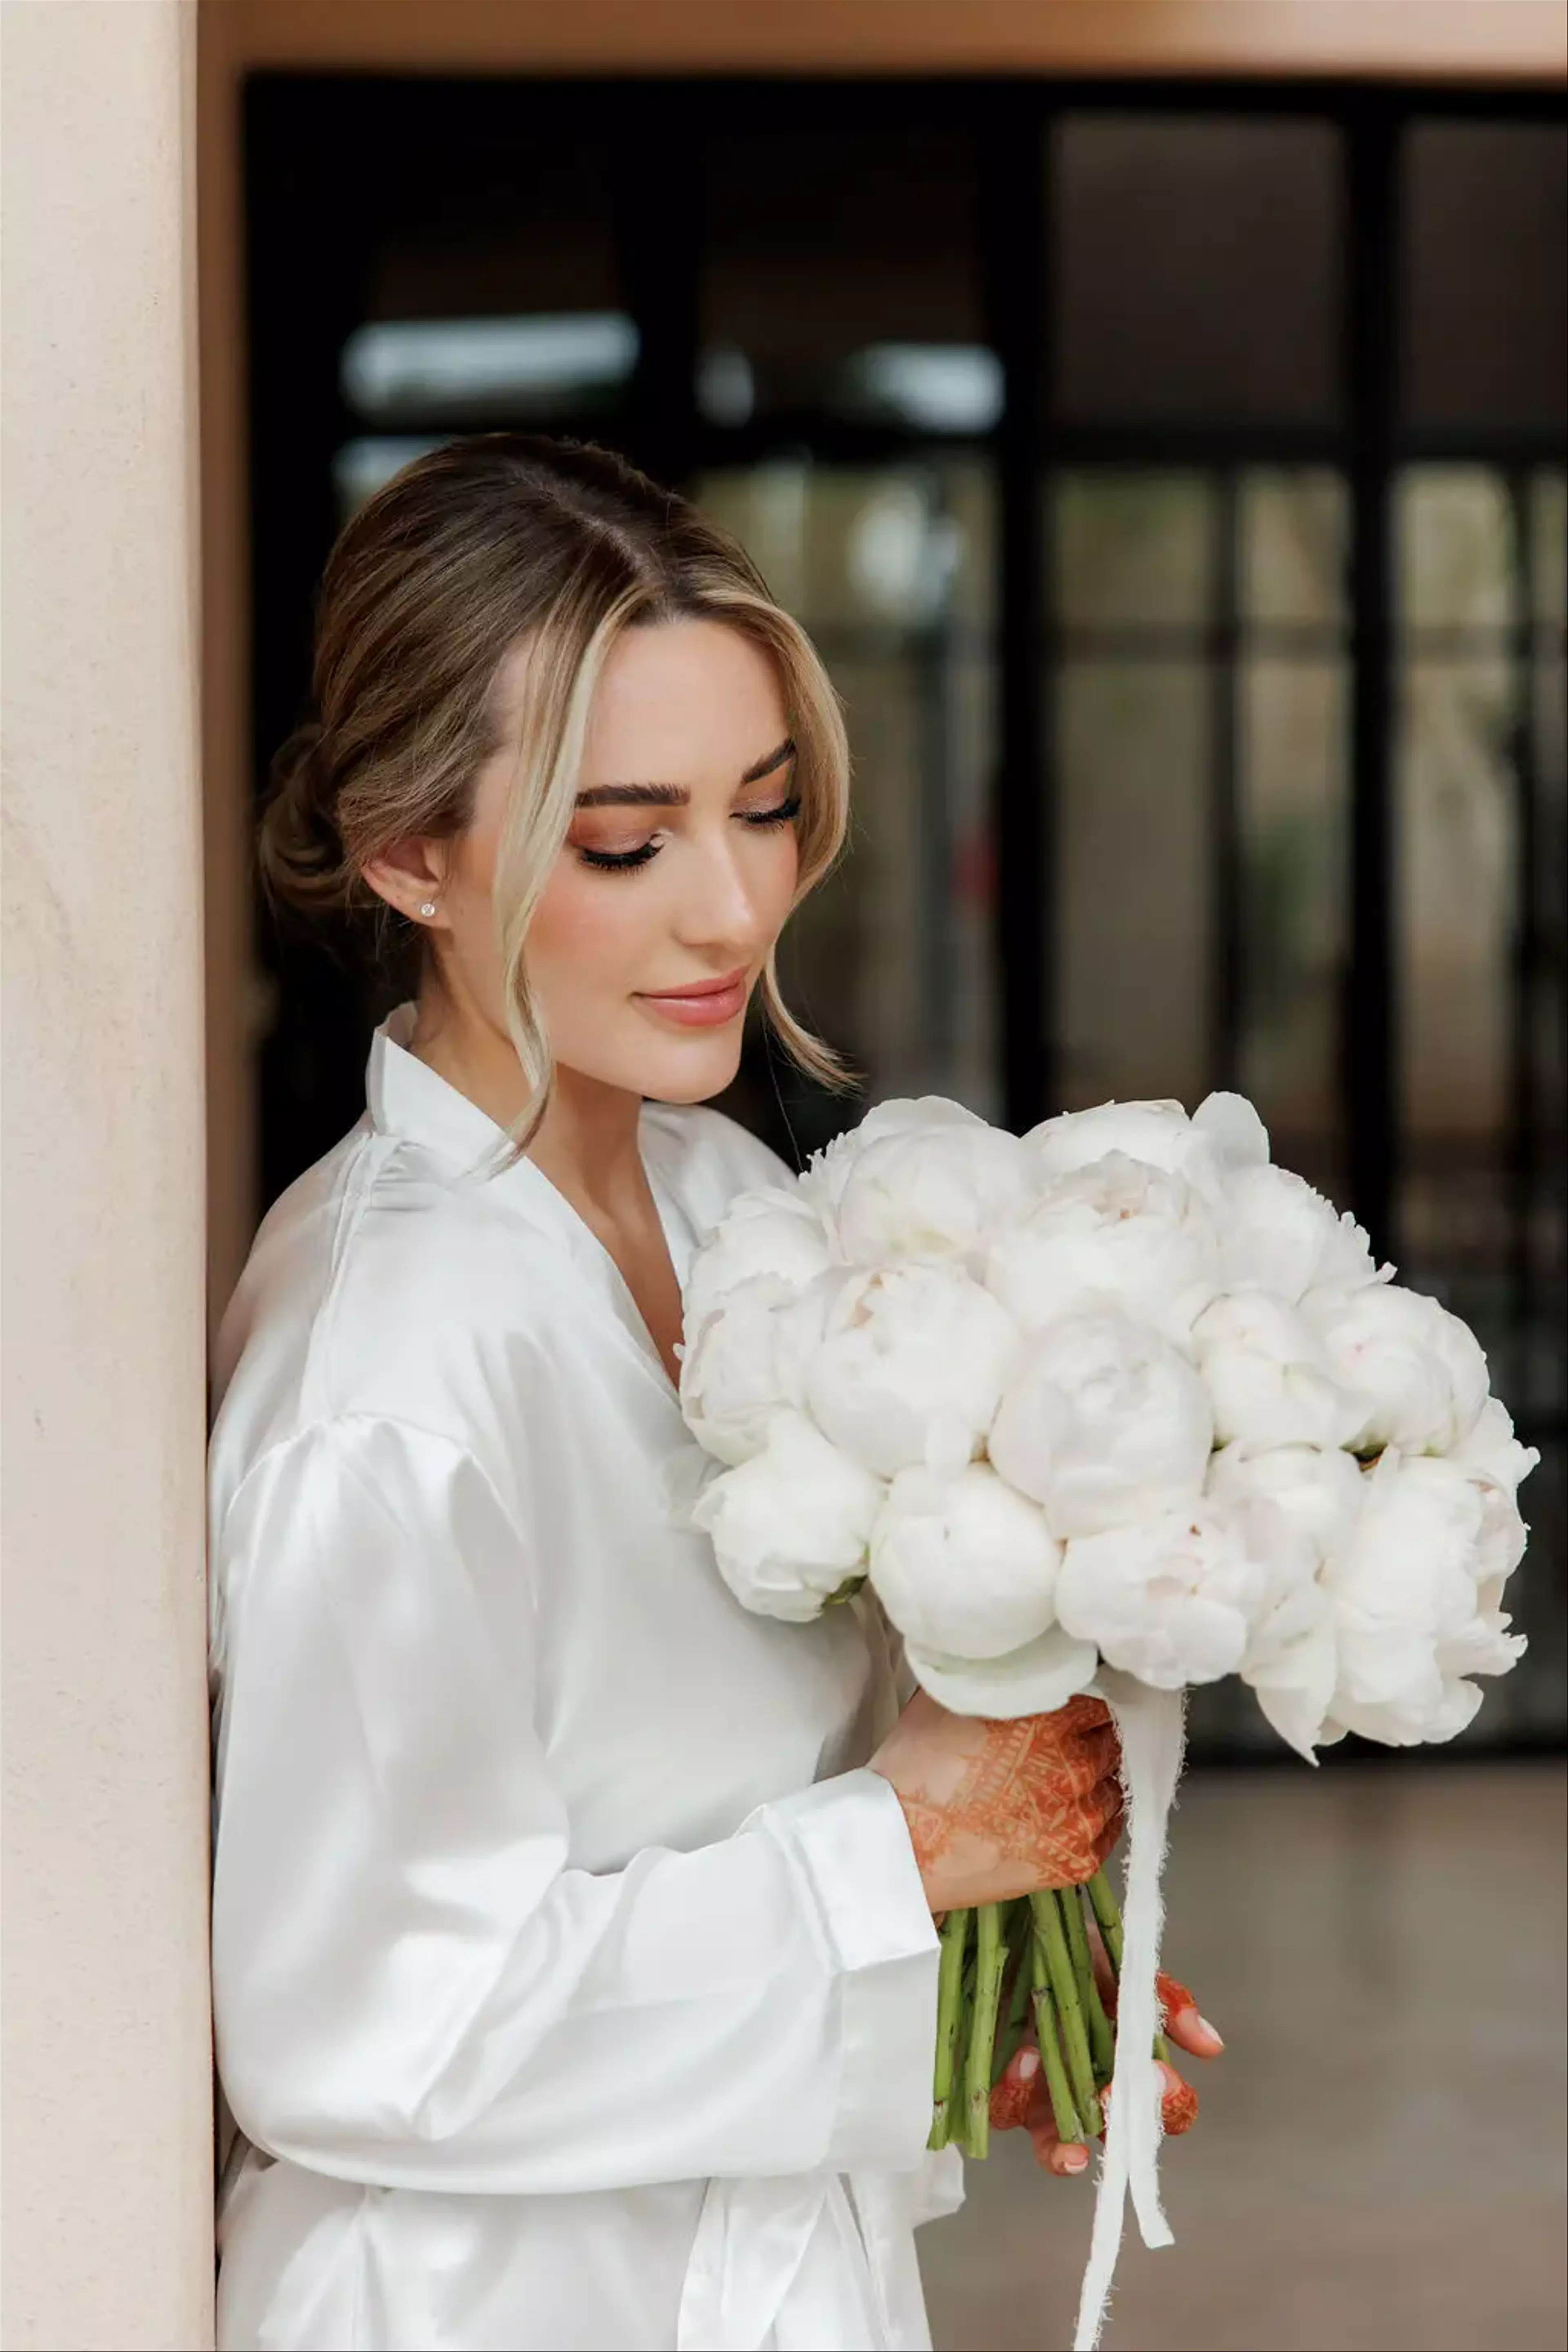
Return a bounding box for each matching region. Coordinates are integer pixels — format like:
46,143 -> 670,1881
406,987 -> 648,1221
528,1065 -> 648,1224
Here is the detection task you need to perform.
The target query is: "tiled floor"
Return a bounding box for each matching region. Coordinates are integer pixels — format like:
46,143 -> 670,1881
918,1761 -> 1568,2352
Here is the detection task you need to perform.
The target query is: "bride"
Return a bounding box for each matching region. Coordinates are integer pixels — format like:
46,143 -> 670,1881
207,433 -> 1217,2352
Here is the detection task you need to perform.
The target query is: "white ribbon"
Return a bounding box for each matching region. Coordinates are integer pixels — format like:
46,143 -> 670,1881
1073,1674 -> 1188,2352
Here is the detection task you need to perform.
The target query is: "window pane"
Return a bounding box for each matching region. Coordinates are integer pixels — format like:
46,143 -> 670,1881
1398,467 -> 1519,635
1405,121 -> 1568,436
345,112 -> 624,430
698,461 -> 998,1125
702,117 -> 984,427
1054,116 -> 1340,428
1056,664 -> 1210,1107
1238,658 -> 1348,1187
1533,468 -> 1567,628
1054,471 -> 1212,631
1397,650 -> 1521,1374
1240,469 -> 1348,632
1529,469 -> 1567,1425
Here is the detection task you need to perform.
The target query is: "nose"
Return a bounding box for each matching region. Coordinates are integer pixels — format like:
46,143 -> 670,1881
669,816 -> 780,958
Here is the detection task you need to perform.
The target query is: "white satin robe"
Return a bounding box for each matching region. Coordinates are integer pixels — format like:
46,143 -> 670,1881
208,1004 -> 961,2352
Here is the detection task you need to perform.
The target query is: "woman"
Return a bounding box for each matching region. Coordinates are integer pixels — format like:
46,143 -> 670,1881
209,435 -> 1218,2352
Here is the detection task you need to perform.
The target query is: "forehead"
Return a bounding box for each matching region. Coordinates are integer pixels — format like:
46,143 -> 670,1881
582,619 -> 787,780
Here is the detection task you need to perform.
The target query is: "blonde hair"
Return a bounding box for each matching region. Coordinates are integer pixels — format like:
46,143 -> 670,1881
260,434 -> 853,1150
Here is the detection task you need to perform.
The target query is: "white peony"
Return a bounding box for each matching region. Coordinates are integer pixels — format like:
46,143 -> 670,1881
679,1271 -> 841,1467
983,1152 -> 1218,1343
902,1624 -> 1100,1720
1320,1450 -> 1526,1745
1450,1395 -> 1541,1499
1190,1089 -> 1272,1174
988,1310 -> 1213,1538
682,1187 -> 837,1333
1207,1441 -> 1366,1575
869,1463 -> 1062,1661
805,1259 -> 1020,1479
1303,1283 -> 1490,1457
1055,1506 -> 1268,1688
1216,1163 -> 1382,1303
1028,1099 -> 1206,1186
1027,1090 -> 1268,1207
1192,1290 -> 1366,1454
690,1409 -> 883,1621
1206,1443 -> 1367,1756
799,1097 -> 985,1219
834,1119 -> 1029,1266
1473,1479 -> 1530,1595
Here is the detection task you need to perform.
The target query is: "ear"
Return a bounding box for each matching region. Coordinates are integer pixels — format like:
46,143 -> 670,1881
361,836 -> 450,927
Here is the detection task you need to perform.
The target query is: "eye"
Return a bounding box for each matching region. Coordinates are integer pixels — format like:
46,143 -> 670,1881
738,791 -> 803,831
575,837 -> 663,873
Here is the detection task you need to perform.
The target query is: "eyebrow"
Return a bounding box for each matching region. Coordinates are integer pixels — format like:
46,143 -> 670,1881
574,737 -> 795,809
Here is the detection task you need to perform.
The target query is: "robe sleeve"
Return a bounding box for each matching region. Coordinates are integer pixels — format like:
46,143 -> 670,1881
210,1414 -> 939,2196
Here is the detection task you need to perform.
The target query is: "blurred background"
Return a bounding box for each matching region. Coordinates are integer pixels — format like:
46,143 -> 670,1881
217,19 -> 1565,2348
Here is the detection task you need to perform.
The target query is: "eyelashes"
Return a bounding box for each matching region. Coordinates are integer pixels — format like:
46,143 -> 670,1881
575,792 -> 804,874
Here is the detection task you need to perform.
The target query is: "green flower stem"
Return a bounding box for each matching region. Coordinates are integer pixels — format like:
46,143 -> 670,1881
1085,1865 -> 1168,2065
1085,1869 -> 1124,1971
1031,1891 -> 1103,2140
1061,1884 -> 1116,2087
963,1904 -> 1006,2158
927,1906 -> 971,2152
990,1909 -> 1036,2087
1028,1915 -> 1083,2146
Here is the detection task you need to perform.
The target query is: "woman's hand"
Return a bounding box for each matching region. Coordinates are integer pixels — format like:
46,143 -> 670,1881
991,1963 -> 1224,2176
869,1689 -> 1123,1916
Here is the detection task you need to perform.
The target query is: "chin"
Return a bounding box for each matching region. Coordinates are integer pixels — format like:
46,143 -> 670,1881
639,1030 -> 747,1105
561,1013 -> 746,1107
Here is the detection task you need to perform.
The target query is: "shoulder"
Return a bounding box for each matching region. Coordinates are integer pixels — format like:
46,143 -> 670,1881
639,1100 -> 799,1237
208,1408 -> 531,1685
209,1124 -> 560,1509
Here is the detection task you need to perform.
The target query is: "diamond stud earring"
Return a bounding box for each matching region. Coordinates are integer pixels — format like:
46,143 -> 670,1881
418,900 -> 438,920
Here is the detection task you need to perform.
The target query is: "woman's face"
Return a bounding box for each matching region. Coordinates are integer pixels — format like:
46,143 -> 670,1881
439,617 -> 802,1104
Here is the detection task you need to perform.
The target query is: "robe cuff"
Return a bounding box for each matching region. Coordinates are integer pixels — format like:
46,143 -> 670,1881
750,1767 -> 940,2173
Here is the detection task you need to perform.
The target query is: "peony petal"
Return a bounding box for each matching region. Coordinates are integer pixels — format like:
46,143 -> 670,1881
902,1625 -> 1100,1719
1192,1090 -> 1272,1172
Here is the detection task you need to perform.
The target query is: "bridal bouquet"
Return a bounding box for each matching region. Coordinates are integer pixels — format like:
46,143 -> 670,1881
676,1093 -> 1535,2350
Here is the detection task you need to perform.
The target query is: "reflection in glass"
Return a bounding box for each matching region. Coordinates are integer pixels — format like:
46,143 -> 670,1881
1055,471 -> 1212,630
1529,469 -> 1567,1425
699,462 -> 997,1124
1397,651 -> 1520,1369
1397,467 -> 1518,632
333,436 -> 448,518
1238,659 -> 1348,1183
702,119 -> 982,422
1240,470 -> 1348,631
1056,664 -> 1210,1109
341,314 -> 638,425
1533,469 -> 1567,627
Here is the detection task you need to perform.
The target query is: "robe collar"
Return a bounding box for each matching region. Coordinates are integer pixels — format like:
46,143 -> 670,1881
364,1002 -> 688,1391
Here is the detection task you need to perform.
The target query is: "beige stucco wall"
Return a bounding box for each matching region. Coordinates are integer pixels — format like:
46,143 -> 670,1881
1,4 -> 216,2347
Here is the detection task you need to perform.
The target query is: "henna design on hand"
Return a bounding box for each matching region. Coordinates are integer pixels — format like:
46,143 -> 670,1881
893,1693 -> 1124,1902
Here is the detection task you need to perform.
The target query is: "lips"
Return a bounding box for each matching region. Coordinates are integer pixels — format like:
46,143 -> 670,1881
637,968 -> 750,1028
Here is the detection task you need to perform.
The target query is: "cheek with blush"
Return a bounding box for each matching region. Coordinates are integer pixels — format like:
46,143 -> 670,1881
524,859 -> 656,1058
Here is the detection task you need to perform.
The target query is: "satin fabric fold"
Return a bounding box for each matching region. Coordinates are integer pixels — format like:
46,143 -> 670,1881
209,1007 -> 956,2351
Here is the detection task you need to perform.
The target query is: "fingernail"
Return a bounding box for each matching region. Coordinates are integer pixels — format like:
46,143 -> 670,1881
1196,2016 -> 1224,2050
1063,2147 -> 1089,2174
1017,2048 -> 1040,2080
